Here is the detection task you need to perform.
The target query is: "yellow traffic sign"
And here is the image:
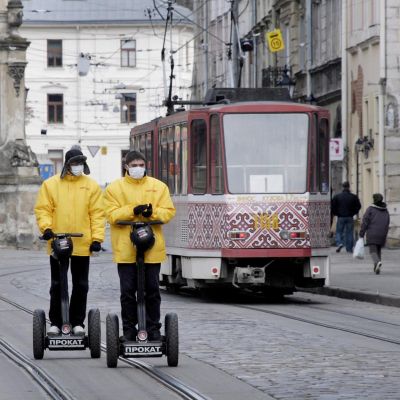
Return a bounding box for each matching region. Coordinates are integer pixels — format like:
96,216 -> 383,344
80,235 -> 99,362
266,29 -> 285,52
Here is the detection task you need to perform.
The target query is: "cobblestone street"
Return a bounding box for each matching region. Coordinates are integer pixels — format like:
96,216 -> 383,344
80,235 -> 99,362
6,249 -> 400,400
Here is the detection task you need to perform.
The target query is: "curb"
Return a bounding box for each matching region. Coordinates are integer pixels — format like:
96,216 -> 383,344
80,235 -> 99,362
299,286 -> 400,308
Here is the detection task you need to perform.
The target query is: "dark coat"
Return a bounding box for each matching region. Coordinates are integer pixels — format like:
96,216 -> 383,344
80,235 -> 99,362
331,189 -> 362,218
359,203 -> 390,246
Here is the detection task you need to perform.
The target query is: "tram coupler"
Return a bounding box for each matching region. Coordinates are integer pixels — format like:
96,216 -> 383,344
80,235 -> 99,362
232,266 -> 266,287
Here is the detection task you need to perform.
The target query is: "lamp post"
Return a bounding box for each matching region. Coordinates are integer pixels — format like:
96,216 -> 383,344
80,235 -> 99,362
277,65 -> 296,98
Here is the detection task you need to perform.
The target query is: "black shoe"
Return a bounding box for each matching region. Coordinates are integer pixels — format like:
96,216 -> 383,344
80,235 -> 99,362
336,244 -> 343,253
148,330 -> 161,341
122,329 -> 137,342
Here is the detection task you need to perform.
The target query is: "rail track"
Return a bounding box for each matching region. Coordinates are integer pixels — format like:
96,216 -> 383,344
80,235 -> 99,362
0,294 -> 211,400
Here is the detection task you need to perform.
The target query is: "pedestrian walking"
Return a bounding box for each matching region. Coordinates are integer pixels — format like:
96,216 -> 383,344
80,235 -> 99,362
331,181 -> 362,253
103,150 -> 176,342
359,193 -> 390,274
34,145 -> 105,335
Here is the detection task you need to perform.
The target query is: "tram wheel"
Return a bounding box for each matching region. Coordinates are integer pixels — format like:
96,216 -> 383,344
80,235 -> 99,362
165,312 -> 179,367
106,313 -> 119,368
88,308 -> 101,359
33,309 -> 46,360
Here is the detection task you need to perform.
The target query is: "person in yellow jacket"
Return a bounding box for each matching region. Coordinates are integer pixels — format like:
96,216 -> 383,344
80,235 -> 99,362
34,146 -> 105,336
104,150 -> 175,342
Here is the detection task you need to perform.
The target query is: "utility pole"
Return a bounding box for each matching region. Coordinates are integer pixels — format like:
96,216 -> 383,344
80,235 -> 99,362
204,0 -> 209,93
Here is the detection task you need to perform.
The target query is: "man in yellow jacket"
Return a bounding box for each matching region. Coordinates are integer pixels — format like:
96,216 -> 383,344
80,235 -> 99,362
104,150 -> 175,341
34,146 -> 105,336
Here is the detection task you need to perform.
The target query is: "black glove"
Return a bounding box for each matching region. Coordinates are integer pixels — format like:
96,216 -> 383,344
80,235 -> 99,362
90,241 -> 102,252
42,228 -> 54,241
142,203 -> 152,218
133,204 -> 148,216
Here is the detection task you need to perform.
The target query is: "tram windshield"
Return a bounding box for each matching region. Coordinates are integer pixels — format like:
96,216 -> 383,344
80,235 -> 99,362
223,113 -> 308,194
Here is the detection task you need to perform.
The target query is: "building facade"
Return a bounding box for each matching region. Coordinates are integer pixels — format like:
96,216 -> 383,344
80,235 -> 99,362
21,0 -> 193,186
344,0 -> 400,246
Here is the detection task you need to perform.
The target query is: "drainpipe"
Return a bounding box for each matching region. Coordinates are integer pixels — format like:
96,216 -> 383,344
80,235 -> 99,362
252,0 -> 257,87
378,0 -> 386,196
305,0 -> 312,97
341,0 -> 348,181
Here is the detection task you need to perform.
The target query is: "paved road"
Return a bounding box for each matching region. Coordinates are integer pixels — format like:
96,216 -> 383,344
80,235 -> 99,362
2,247 -> 400,399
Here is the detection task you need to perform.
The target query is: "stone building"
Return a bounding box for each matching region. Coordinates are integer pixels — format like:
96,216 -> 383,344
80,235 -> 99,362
0,0 -> 41,248
344,0 -> 399,246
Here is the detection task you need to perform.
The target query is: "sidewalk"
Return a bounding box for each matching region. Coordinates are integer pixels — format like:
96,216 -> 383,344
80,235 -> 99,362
302,246 -> 400,307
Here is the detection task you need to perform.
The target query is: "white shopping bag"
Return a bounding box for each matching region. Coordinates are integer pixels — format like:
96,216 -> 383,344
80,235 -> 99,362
353,237 -> 365,259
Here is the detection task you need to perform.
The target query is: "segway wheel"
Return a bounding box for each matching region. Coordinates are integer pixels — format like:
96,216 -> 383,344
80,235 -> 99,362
33,309 -> 46,360
165,313 -> 179,367
106,313 -> 119,368
88,308 -> 101,359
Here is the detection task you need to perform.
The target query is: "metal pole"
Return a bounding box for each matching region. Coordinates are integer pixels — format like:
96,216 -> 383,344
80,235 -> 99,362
341,0 -> 348,182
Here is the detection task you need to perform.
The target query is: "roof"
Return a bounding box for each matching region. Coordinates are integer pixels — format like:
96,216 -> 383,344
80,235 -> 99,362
22,0 -> 193,25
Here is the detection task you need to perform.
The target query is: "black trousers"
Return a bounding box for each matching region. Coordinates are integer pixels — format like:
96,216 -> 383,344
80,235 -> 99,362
49,256 -> 89,328
117,263 -> 161,336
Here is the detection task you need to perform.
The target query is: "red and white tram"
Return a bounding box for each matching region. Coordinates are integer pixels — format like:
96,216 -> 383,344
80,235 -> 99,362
130,90 -> 330,295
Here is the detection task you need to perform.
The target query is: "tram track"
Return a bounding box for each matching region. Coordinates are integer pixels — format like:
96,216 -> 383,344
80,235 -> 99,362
0,338 -> 76,400
0,294 -> 211,400
232,302 -> 400,346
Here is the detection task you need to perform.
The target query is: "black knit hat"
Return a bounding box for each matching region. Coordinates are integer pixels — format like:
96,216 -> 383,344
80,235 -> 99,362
61,146 -> 90,178
65,148 -> 87,164
125,150 -> 146,165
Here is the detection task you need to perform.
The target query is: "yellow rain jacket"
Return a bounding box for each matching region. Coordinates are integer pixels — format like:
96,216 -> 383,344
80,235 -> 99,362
34,174 -> 105,256
104,174 -> 176,264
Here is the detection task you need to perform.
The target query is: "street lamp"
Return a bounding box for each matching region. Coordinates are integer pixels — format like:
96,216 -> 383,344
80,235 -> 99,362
277,65 -> 296,98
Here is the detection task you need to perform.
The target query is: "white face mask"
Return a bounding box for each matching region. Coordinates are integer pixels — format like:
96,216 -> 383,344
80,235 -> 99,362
129,166 -> 145,179
70,165 -> 84,176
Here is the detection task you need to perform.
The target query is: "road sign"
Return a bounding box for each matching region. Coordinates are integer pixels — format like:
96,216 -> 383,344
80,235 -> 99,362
87,145 -> 100,157
266,29 -> 285,52
330,138 -> 344,161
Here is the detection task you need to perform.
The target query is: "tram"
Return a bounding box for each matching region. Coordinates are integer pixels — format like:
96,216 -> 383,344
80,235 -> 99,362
130,88 -> 331,295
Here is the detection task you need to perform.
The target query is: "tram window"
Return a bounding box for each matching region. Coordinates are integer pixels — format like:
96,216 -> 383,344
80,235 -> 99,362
160,129 -> 168,184
174,126 -> 181,194
181,125 -> 188,195
223,113 -> 308,193
309,114 -> 318,193
191,119 -> 207,194
145,132 -> 153,177
319,118 -> 330,193
167,127 -> 175,193
139,134 -> 145,153
210,114 -> 224,194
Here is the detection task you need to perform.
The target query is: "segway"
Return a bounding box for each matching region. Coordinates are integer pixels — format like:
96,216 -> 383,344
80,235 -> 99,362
106,220 -> 179,368
33,233 -> 101,359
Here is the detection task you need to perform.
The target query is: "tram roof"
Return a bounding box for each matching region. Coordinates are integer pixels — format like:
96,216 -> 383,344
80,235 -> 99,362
196,101 -> 324,113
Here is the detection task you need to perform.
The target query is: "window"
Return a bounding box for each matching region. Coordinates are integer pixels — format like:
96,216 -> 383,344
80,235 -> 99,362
145,133 -> 153,177
47,40 -> 62,67
181,125 -> 188,195
191,119 -> 207,194
167,127 -> 175,193
121,40 -> 136,67
174,126 -> 182,194
121,93 -> 136,123
159,129 -> 168,184
210,114 -> 224,194
318,119 -> 329,193
48,149 -> 63,175
223,113 -> 308,194
47,94 -> 63,124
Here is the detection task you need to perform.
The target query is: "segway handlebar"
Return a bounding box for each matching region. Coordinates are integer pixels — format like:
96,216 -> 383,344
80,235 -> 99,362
116,220 -> 163,227
39,232 -> 83,240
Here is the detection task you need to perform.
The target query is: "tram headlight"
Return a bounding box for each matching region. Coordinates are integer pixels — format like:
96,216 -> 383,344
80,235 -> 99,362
228,231 -> 250,240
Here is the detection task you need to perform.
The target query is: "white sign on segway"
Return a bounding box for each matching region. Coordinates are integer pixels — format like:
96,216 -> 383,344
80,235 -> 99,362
48,338 -> 85,348
123,344 -> 163,356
